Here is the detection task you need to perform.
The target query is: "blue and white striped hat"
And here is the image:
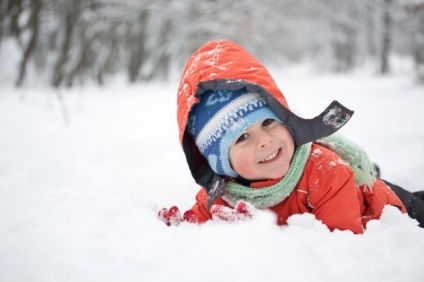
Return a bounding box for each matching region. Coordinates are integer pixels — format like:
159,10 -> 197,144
187,88 -> 281,177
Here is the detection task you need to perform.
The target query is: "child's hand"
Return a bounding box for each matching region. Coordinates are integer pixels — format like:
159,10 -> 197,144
210,200 -> 255,222
157,206 -> 198,226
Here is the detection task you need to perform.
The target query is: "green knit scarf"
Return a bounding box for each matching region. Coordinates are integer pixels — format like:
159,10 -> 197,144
316,133 -> 377,188
223,134 -> 376,209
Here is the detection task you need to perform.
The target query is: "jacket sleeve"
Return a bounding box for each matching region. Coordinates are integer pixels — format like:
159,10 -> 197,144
191,188 -> 229,223
191,189 -> 212,223
306,146 -> 364,234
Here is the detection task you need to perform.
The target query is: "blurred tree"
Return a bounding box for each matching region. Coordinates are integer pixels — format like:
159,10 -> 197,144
51,0 -> 80,87
404,1 -> 424,83
0,0 -> 422,87
380,0 -> 394,74
16,0 -> 41,86
328,0 -> 360,71
0,0 -> 24,41
127,10 -> 149,83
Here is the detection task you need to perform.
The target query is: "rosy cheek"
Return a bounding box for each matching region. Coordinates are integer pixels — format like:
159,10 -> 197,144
232,151 -> 254,176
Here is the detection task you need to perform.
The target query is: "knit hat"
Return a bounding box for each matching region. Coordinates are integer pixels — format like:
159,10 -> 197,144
187,88 -> 282,177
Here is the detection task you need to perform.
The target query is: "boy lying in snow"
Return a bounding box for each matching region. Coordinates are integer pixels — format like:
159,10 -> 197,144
158,40 -> 424,233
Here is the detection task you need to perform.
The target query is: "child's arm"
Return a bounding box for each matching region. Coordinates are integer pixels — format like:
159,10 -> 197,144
307,146 -> 364,233
191,189 -> 230,223
310,172 -> 363,233
191,192 -> 213,223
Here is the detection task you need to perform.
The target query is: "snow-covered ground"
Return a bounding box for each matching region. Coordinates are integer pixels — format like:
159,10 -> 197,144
1,70 -> 424,282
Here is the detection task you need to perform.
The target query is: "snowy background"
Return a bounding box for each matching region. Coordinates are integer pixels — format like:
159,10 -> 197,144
1,65 -> 424,281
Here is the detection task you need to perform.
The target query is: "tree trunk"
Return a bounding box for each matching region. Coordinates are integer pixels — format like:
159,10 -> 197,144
51,5 -> 77,88
8,0 -> 23,40
380,0 -> 393,74
128,11 -> 149,83
0,0 -> 5,40
66,29 -> 90,87
15,0 -> 41,86
147,18 -> 171,80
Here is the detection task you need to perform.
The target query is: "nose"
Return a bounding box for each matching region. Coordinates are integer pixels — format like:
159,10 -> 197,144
257,130 -> 272,149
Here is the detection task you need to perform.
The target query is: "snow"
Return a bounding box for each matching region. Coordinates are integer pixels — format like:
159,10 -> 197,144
1,71 -> 424,282
322,104 -> 351,129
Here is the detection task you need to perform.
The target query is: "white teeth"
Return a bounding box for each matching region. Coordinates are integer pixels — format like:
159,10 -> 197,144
261,149 -> 279,162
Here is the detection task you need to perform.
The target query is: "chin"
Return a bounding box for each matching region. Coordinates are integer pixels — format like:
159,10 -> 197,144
272,169 -> 289,179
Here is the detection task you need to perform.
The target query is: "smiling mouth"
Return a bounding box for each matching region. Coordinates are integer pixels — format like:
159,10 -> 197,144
259,148 -> 281,163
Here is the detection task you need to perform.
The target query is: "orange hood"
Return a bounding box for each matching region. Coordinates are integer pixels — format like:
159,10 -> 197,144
176,40 -> 353,208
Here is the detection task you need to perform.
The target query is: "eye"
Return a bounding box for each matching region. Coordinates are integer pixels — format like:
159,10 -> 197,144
235,132 -> 249,144
262,119 -> 275,127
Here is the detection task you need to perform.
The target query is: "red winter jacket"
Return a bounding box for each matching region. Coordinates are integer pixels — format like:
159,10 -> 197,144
190,144 -> 406,234
176,40 -> 406,233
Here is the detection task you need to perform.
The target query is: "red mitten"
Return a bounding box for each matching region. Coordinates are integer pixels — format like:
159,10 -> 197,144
234,200 -> 254,216
183,209 -> 198,223
210,200 -> 255,222
210,204 -> 236,221
157,206 -> 198,226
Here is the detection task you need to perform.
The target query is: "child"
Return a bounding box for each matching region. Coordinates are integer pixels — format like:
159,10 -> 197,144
158,39 -> 424,233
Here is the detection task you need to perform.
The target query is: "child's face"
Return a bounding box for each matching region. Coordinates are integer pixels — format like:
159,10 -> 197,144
229,119 -> 295,181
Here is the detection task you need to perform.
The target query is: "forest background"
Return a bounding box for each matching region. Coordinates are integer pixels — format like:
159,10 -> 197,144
1,0 -> 424,88
2,2 -> 424,281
